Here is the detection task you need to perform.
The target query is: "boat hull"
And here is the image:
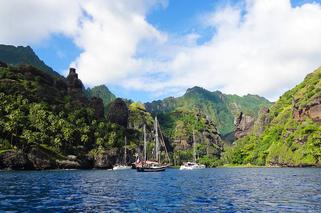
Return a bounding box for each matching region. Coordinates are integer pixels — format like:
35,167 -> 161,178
136,166 -> 166,172
113,165 -> 131,170
179,162 -> 206,170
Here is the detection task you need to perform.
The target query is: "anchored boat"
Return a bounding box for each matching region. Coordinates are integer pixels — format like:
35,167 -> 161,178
180,130 -> 205,170
136,117 -> 170,172
113,136 -> 131,170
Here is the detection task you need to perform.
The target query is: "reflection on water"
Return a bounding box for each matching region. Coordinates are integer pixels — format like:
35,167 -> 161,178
0,168 -> 321,212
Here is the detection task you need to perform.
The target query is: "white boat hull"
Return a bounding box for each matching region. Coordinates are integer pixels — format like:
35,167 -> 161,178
179,162 -> 206,170
113,165 -> 131,170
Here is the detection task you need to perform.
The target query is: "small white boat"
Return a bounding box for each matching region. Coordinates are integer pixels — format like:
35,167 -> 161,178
180,162 -> 205,170
179,130 -> 206,170
113,165 -> 131,170
113,136 -> 131,170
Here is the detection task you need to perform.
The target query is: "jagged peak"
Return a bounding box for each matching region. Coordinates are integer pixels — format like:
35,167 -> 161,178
92,84 -> 108,89
185,86 -> 210,95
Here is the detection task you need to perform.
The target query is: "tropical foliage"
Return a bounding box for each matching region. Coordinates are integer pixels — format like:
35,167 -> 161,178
224,67 -> 321,166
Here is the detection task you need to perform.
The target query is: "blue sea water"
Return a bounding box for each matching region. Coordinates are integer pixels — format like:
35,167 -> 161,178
0,168 -> 321,212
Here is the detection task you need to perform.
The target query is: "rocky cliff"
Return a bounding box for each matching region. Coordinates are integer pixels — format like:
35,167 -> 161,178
234,112 -> 255,140
225,67 -> 321,167
293,94 -> 321,122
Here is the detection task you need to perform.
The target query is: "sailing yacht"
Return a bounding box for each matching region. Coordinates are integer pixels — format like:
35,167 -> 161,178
136,117 -> 170,172
113,136 -> 131,170
180,130 -> 206,170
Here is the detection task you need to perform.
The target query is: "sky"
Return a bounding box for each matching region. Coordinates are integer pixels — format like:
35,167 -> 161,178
1,0 -> 321,102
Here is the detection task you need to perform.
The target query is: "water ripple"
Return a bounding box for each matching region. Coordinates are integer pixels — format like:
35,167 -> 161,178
0,168 -> 321,212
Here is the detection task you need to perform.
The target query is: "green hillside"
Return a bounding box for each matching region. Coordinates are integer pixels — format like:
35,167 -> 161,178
0,44 -> 60,77
87,85 -> 116,107
0,64 -> 138,169
224,67 -> 321,167
145,86 -> 271,135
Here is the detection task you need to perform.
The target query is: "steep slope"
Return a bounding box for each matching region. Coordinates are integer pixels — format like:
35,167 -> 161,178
145,86 -> 271,135
224,67 -> 321,167
0,64 -> 130,170
0,44 -> 60,77
87,85 -> 116,107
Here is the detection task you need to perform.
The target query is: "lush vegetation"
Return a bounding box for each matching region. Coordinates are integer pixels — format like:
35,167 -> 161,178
4,45 -> 319,169
145,86 -> 271,135
223,68 -> 321,167
156,108 -> 224,167
0,65 -> 131,169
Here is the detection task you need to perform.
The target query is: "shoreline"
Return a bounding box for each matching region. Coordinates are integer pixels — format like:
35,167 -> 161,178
218,164 -> 321,168
2,165 -> 321,171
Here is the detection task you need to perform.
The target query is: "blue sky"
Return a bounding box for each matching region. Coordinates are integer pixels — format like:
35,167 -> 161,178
32,0 -> 225,101
6,0 -> 321,102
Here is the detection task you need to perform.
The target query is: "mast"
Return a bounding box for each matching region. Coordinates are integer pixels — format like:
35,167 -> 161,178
124,136 -> 127,165
193,130 -> 196,162
158,120 -> 170,164
155,117 -> 160,163
143,124 -> 147,162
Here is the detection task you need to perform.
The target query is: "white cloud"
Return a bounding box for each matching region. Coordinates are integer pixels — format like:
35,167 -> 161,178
72,0 -> 167,86
130,0 -> 321,100
2,0 -> 321,101
0,0 -> 82,44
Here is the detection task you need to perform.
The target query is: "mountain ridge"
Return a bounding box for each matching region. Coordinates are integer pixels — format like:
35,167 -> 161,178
145,86 -> 272,135
0,44 -> 61,78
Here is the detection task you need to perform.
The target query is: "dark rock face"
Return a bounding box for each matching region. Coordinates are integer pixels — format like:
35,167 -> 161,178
107,98 -> 129,127
90,97 -> 105,119
0,150 -> 33,170
67,68 -> 83,92
56,160 -> 81,169
293,95 -> 321,122
66,68 -> 88,105
0,147 -> 55,170
27,146 -> 57,169
0,148 -> 93,170
235,112 -> 255,139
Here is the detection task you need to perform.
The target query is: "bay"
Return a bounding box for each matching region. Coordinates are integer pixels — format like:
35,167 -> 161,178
0,168 -> 321,212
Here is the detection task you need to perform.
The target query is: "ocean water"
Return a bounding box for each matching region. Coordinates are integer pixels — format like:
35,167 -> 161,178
0,168 -> 321,212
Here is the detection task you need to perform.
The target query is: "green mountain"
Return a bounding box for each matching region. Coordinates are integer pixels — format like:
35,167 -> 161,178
224,67 -> 321,167
0,64 -> 138,170
0,44 -> 276,169
0,44 -> 60,77
145,86 -> 272,135
87,85 -> 116,107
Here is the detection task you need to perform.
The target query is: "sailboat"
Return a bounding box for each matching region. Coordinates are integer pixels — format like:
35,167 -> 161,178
136,117 -> 170,172
180,130 -> 206,170
113,136 -> 131,170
